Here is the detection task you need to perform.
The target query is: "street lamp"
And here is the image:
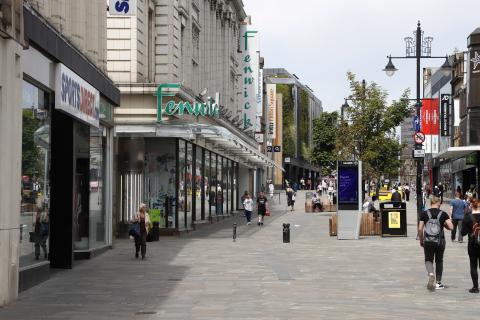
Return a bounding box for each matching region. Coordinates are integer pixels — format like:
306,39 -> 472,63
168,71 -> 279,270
383,56 -> 398,77
383,21 -> 452,223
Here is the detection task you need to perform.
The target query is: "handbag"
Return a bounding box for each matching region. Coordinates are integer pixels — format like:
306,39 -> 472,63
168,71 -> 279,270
128,223 -> 140,237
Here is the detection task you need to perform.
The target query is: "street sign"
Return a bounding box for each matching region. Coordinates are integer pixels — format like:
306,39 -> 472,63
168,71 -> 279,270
413,115 -> 420,132
273,146 -> 281,152
284,157 -> 291,163
413,131 -> 425,144
266,146 -> 273,152
413,149 -> 425,158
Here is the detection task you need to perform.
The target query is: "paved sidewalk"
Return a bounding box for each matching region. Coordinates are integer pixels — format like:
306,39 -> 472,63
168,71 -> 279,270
0,191 -> 477,320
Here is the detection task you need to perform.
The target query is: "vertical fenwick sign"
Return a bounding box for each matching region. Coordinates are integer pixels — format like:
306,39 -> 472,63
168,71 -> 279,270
440,94 -> 451,136
240,19 -> 259,132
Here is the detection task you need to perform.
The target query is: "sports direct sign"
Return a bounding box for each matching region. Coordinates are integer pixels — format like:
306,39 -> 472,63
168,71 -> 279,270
108,0 -> 136,16
55,64 -> 100,128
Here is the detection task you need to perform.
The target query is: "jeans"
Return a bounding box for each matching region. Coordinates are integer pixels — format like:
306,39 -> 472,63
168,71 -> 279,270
135,233 -> 147,257
216,203 -> 224,216
424,241 -> 445,282
468,245 -> 480,289
34,234 -> 48,258
451,219 -> 463,241
245,210 -> 252,222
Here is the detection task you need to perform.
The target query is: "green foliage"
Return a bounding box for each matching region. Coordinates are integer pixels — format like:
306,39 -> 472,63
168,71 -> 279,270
312,112 -> 339,176
299,89 -> 311,160
278,84 -> 296,157
335,72 -> 412,180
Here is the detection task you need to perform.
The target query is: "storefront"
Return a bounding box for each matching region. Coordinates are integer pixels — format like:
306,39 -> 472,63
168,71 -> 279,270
115,85 -> 275,234
19,9 -> 119,291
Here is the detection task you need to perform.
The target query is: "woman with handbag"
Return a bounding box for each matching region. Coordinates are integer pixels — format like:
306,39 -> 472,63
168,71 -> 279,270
132,203 -> 151,260
33,208 -> 49,260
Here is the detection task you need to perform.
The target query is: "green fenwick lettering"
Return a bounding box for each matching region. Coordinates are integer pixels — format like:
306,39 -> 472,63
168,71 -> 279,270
243,30 -> 258,51
155,83 -> 219,122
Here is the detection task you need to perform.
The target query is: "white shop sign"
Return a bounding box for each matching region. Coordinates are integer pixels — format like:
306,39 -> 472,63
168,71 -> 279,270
55,63 -> 100,128
108,0 -> 137,16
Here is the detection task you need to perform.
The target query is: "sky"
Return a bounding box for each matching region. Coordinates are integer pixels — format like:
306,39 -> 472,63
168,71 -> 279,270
242,0 -> 479,112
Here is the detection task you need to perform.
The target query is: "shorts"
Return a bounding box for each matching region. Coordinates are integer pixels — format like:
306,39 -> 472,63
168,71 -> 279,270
258,210 -> 266,216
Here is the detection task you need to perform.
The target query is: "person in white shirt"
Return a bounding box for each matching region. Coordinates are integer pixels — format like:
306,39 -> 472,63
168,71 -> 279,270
243,193 -> 254,225
268,182 -> 274,199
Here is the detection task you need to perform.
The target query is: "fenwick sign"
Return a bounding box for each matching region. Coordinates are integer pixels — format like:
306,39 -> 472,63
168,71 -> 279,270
155,83 -> 219,123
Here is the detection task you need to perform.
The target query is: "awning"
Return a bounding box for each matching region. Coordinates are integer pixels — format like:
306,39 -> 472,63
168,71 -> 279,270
115,123 -> 284,171
434,146 -> 480,160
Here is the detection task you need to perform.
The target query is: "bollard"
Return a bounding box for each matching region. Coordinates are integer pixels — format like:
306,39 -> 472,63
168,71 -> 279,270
283,223 -> 290,243
233,223 -> 237,242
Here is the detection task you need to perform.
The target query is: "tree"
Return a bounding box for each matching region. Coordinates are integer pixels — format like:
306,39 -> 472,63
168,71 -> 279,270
312,111 -> 339,176
335,72 -> 412,182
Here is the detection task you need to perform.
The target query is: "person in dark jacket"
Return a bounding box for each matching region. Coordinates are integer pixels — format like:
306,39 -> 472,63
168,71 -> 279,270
461,198 -> 480,293
391,188 -> 402,202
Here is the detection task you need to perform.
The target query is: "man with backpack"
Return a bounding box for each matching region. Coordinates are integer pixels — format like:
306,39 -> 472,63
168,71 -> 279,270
418,196 -> 453,291
461,198 -> 480,293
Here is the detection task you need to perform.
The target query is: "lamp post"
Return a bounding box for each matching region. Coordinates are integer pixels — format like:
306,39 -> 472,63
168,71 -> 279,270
383,21 -> 452,222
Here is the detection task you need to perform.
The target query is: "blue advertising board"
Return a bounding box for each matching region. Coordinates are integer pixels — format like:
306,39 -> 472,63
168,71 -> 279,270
337,161 -> 359,211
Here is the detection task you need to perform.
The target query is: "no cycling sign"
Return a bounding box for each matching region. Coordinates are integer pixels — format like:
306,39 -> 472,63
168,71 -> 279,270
413,131 -> 425,144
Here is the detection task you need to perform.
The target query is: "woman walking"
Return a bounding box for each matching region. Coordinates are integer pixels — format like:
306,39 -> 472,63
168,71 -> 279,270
132,203 -> 151,260
286,186 -> 295,211
243,192 -> 254,225
461,198 -> 480,293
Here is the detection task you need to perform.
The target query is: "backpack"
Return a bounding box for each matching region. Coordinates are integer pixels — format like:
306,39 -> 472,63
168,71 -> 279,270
424,210 -> 444,244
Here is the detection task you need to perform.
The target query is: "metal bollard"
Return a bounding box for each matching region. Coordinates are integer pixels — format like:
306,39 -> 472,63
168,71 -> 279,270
233,223 -> 237,242
283,223 -> 290,243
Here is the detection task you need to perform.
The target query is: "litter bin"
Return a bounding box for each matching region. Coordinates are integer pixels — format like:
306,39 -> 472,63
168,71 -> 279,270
380,201 -> 407,237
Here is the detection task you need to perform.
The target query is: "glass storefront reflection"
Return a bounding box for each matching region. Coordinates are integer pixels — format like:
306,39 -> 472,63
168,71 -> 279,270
20,80 -> 51,266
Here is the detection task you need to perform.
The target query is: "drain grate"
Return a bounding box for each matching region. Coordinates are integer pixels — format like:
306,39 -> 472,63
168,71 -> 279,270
135,311 -> 157,315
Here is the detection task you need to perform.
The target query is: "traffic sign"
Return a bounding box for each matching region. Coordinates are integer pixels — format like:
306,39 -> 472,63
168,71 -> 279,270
413,131 -> 425,144
413,149 -> 425,158
273,146 -> 281,152
267,146 -> 273,152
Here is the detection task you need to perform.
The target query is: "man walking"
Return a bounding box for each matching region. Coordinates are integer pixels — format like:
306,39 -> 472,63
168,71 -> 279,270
450,191 -> 467,243
418,196 -> 453,290
391,188 -> 402,202
257,191 -> 268,226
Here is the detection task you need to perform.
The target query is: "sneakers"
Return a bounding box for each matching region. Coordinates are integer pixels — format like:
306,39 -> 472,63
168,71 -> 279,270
427,273 -> 435,290
247,222 -> 251,225
469,287 -> 479,293
435,282 -> 445,290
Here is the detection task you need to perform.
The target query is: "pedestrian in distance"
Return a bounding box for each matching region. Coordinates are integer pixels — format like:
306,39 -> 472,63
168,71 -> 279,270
268,182 -> 274,200
418,196 -> 453,291
461,198 -> 480,293
391,188 -> 402,202
450,191 -> 467,243
257,191 -> 268,226
132,203 -> 151,260
243,192 -> 254,225
286,186 -> 295,211
405,185 -> 410,202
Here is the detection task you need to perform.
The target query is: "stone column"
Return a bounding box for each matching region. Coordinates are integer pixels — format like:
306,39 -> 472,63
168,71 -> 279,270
0,37 -> 23,306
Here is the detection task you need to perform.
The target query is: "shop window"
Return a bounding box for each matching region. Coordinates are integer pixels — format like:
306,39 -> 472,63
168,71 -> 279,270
469,109 -> 480,145
20,80 -> 51,267
144,138 -> 176,229
210,153 -> 217,216
222,158 -> 228,215
186,143 -> 193,229
195,146 -> 203,221
204,151 -> 210,219
178,140 -> 186,230
216,156 -> 223,216
88,126 -> 107,249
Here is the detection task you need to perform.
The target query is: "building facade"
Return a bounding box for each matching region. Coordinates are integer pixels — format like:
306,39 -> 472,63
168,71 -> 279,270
107,0 -> 274,234
263,68 -> 322,189
1,2 -> 119,305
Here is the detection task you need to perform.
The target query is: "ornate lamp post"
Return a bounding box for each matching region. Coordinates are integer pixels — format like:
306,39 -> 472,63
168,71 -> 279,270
383,21 -> 452,223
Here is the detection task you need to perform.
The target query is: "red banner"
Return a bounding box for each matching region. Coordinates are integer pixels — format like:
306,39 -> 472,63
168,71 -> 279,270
421,98 -> 439,135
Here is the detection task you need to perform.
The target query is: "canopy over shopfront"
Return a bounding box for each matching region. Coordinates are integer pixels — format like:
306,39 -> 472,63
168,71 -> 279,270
116,123 -> 283,171
434,146 -> 480,160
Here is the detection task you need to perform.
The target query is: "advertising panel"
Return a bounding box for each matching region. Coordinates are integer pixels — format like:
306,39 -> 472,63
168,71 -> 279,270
267,84 -> 277,140
55,63 -> 100,128
440,94 -> 451,136
421,98 -> 439,154
338,165 -> 358,204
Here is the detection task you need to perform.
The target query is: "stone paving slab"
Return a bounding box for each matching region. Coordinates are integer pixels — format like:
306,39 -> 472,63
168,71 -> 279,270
0,191 -> 477,319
